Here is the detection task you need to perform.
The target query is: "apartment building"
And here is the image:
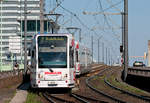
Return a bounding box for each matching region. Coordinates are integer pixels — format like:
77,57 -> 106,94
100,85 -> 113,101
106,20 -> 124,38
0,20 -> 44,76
0,0 -> 48,63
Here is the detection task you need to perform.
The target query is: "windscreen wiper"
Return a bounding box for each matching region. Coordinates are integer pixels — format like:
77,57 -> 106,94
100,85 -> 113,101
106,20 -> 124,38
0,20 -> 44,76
49,68 -> 53,72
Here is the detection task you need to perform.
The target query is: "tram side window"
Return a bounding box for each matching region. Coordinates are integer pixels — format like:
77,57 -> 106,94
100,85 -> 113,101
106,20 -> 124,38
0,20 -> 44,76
70,47 -> 74,68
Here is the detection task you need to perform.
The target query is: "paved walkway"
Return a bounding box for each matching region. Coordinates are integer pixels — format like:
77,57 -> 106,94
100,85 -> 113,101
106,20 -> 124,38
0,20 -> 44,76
10,83 -> 29,103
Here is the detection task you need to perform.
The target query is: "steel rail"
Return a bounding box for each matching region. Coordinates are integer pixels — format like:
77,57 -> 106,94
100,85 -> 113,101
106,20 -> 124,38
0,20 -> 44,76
43,92 -> 75,103
70,93 -> 90,103
86,68 -> 127,103
104,71 -> 150,102
43,92 -> 102,103
71,93 -> 108,103
42,93 -> 56,103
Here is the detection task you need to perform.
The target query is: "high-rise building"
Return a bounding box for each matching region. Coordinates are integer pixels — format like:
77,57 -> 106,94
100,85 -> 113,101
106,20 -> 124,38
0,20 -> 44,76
0,0 -> 59,71
0,0 -> 42,65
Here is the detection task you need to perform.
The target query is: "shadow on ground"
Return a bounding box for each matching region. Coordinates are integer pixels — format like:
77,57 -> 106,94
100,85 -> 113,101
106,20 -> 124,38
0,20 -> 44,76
126,74 -> 150,93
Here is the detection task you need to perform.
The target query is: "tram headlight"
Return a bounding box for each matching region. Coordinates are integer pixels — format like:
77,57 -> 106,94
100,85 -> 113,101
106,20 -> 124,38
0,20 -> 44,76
38,72 -> 44,80
63,74 -> 68,80
65,74 -> 68,78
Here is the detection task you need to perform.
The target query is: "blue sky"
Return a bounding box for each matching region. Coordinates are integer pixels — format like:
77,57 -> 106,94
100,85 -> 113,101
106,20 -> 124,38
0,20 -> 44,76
45,0 -> 150,65
129,0 -> 150,65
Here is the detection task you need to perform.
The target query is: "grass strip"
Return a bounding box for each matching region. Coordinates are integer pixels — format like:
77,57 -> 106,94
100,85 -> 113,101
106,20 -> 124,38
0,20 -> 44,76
25,92 -> 42,103
108,74 -> 149,95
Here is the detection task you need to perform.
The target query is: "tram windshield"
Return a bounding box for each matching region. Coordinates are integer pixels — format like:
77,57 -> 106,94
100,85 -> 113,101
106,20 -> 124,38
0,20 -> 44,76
38,36 -> 67,68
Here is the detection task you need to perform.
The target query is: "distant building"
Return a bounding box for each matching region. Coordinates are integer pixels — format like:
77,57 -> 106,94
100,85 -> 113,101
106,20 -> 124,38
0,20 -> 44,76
148,40 -> 150,67
0,0 -> 58,64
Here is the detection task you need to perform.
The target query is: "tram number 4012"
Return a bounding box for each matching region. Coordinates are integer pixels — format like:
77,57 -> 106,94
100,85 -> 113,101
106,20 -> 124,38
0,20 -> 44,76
48,82 -> 57,86
48,81 -> 55,84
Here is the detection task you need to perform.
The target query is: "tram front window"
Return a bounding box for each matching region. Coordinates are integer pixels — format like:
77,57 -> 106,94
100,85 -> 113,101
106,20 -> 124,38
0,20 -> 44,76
38,36 -> 67,68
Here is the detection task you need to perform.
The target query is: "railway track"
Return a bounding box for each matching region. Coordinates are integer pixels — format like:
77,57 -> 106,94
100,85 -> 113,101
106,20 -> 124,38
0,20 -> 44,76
42,92 -> 107,103
73,65 -> 115,103
86,66 -> 150,103
71,93 -> 108,103
41,65 -> 111,103
104,67 -> 150,102
38,65 -> 150,103
86,67 -> 126,103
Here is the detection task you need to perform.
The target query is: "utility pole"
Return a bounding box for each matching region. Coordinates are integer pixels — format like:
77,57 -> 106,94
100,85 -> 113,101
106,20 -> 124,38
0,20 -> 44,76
20,0 -> 23,64
40,0 -> 44,33
24,0 -> 27,78
106,47 -> 107,65
122,12 -> 124,47
108,48 -> 110,65
111,52 -> 112,65
0,0 -> 2,72
121,12 -> 124,66
98,39 -> 100,63
102,42 -> 104,64
92,35 -> 93,63
123,0 -> 128,81
79,28 -> 81,43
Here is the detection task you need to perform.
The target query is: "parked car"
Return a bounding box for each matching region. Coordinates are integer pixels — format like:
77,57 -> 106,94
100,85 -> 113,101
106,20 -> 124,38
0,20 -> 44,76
113,63 -> 120,66
133,61 -> 144,67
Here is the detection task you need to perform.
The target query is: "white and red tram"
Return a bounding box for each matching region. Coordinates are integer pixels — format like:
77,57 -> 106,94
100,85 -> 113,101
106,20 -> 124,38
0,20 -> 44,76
74,42 -> 92,76
30,34 -> 76,88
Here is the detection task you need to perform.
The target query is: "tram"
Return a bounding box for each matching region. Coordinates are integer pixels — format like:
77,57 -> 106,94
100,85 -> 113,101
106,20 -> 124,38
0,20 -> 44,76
30,33 -> 76,88
74,42 -> 92,76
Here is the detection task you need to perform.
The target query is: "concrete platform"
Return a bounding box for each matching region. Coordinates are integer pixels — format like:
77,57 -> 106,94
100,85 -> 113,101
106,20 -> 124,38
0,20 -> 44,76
10,83 -> 30,103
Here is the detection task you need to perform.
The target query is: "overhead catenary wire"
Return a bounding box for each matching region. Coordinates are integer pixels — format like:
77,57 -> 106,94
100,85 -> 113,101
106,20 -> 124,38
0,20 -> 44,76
98,0 -> 111,29
82,0 -> 123,38
99,0 -> 123,12
97,0 -> 122,43
82,0 -> 123,41
53,3 -> 102,41
59,5 -> 103,39
49,0 -> 64,14
106,0 -> 122,12
57,1 -> 120,62
84,0 -> 122,51
98,0 -> 119,41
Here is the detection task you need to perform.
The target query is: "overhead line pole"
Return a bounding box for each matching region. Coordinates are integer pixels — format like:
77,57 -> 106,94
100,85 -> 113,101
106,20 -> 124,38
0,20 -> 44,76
106,47 -> 107,65
92,35 -> 93,63
108,48 -> 110,65
40,0 -> 44,33
102,42 -> 104,64
0,1 -> 2,72
24,0 -> 27,77
79,28 -> 81,43
123,0 -> 128,81
20,0 -> 23,64
122,12 -> 124,47
98,39 -> 100,63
